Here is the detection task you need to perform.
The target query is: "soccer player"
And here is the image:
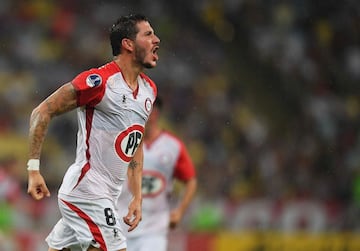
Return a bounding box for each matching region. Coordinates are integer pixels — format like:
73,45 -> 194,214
26,14 -> 160,251
117,97 -> 197,251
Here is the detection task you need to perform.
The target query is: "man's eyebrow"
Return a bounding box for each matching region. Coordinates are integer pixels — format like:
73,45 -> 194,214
143,30 -> 153,35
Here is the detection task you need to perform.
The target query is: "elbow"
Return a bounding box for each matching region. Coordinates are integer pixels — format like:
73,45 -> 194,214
193,178 -> 198,189
187,177 -> 198,190
30,105 -> 41,119
30,104 -> 52,127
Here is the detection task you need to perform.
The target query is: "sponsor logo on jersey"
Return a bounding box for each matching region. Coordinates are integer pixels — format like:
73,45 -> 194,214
141,170 -> 166,197
145,98 -> 152,113
86,74 -> 102,88
115,124 -> 145,162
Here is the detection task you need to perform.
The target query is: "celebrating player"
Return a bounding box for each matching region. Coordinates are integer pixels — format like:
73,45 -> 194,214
27,14 -> 160,251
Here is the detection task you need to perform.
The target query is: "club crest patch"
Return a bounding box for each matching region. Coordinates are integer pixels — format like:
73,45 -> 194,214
145,98 -> 152,113
86,74 -> 102,88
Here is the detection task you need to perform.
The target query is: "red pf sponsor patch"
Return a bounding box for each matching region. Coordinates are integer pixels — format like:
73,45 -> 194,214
115,124 -> 144,162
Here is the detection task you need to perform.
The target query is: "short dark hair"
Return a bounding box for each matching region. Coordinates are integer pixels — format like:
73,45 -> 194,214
109,14 -> 148,56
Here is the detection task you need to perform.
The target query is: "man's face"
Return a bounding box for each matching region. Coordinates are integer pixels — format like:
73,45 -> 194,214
133,21 -> 160,69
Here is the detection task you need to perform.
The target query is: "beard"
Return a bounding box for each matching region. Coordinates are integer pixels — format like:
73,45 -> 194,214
134,45 -> 154,69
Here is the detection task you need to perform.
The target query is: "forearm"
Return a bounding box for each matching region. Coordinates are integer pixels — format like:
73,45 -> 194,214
127,141 -> 144,201
177,178 -> 197,214
27,102 -> 53,199
28,106 -> 51,159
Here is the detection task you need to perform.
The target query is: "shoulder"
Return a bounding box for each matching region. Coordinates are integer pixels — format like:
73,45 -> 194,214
91,62 -> 120,80
71,62 -> 121,106
72,61 -> 120,89
161,131 -> 184,148
140,72 -> 157,97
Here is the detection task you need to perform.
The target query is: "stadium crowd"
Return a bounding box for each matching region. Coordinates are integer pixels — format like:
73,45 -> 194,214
0,0 -> 359,250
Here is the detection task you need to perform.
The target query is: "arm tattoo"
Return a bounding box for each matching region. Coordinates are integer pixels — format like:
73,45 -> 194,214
129,160 -> 138,170
28,83 -> 77,158
29,109 -> 50,158
45,85 -> 77,116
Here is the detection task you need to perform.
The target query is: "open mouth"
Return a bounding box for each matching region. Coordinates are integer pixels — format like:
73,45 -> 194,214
152,46 -> 159,57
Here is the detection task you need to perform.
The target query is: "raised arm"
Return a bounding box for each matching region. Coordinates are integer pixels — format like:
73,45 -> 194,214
27,82 -> 77,200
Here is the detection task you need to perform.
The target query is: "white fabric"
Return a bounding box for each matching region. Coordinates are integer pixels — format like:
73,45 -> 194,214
127,234 -> 167,251
118,131 -> 195,242
59,62 -> 156,202
46,196 -> 126,251
49,61 -> 157,251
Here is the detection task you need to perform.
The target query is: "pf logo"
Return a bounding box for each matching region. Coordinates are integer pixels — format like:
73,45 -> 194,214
141,170 -> 166,198
115,124 -> 144,162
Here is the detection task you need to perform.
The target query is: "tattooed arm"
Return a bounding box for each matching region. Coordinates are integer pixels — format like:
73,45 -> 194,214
123,140 -> 144,232
27,83 -> 77,200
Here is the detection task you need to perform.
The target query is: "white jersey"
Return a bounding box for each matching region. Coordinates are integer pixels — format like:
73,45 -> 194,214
58,61 -> 157,202
117,131 -> 196,237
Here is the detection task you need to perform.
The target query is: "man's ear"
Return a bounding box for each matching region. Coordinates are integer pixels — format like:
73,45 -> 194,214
122,38 -> 134,52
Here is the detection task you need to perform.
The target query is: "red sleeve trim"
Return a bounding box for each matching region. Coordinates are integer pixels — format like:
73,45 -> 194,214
172,136 -> 196,181
72,69 -> 106,107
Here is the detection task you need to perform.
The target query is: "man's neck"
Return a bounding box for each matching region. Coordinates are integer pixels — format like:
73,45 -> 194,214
114,56 -> 142,90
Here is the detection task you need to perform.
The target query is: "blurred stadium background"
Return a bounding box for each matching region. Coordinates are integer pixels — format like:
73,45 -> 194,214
0,0 -> 360,250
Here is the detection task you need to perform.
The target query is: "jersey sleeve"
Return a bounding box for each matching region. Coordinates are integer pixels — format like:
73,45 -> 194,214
71,69 -> 106,107
173,141 -> 196,181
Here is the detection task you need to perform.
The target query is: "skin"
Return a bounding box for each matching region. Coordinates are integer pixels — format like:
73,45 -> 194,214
123,142 -> 143,232
27,83 -> 77,200
27,20 -> 160,251
169,177 -> 197,229
116,21 -> 160,90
